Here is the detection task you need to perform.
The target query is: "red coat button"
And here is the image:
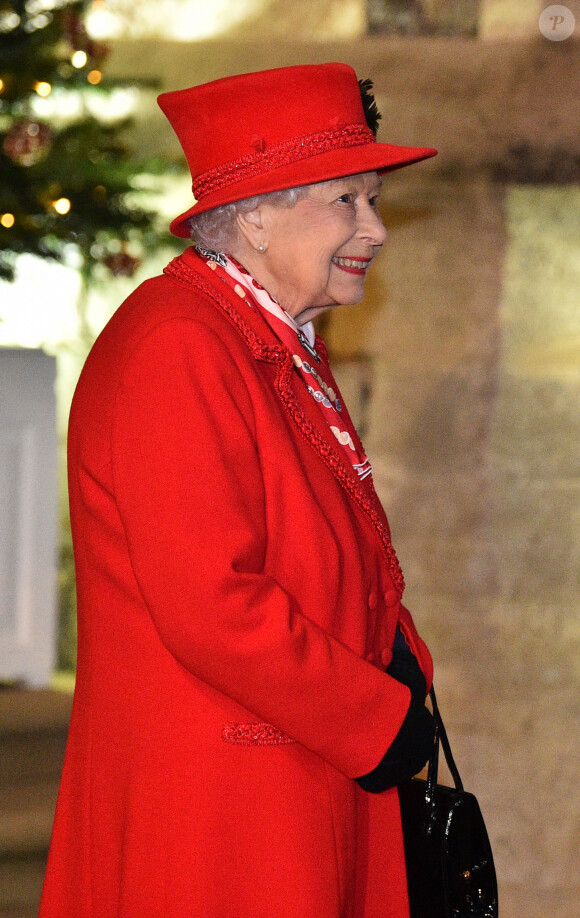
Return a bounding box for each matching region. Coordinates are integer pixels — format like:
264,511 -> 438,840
380,647 -> 392,667
367,591 -> 378,610
382,589 -> 399,607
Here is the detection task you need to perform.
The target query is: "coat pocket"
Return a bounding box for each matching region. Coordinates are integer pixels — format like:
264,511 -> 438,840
222,722 -> 296,746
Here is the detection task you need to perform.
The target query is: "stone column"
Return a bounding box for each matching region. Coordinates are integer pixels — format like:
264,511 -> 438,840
368,0 -> 481,35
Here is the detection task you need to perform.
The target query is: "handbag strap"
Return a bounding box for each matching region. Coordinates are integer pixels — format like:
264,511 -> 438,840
421,688 -> 466,833
427,687 -> 464,793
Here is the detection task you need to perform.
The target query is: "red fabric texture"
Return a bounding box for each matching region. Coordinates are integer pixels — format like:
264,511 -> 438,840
157,63 -> 437,235
40,248 -> 432,918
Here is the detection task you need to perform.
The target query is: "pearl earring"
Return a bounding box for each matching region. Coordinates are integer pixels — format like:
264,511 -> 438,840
257,243 -> 266,253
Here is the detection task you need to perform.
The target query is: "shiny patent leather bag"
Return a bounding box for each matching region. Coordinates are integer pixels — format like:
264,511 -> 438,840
398,688 -> 499,918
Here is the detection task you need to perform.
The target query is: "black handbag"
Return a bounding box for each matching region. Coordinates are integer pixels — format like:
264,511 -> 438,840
398,688 -> 498,918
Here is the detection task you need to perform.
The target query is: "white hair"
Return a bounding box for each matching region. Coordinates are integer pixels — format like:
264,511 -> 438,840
187,186 -> 309,252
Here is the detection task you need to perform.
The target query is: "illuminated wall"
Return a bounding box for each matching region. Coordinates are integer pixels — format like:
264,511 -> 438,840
85,0 -> 366,40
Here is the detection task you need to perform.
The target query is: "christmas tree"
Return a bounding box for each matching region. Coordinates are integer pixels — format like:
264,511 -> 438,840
0,0 -> 169,283
1,0 -> 182,672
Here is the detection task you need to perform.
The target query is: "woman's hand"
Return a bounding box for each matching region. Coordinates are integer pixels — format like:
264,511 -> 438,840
385,626 -> 427,705
355,701 -> 435,793
355,626 -> 434,793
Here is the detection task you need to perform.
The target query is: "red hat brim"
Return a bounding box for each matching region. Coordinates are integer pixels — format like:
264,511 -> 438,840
169,140 -> 437,238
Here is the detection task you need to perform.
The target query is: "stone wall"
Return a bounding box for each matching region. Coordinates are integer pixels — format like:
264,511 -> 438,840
105,33 -> 580,917
368,0 -> 481,35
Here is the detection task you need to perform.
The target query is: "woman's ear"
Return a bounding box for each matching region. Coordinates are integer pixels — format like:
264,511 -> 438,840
236,207 -> 267,253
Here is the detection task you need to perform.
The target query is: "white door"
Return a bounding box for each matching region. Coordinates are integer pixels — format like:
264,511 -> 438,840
0,348 -> 58,687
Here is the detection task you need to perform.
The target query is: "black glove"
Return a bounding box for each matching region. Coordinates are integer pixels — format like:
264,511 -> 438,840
385,626 -> 427,706
356,626 -> 434,793
355,701 -> 435,793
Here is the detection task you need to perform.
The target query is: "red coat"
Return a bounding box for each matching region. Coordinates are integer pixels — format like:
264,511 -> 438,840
40,248 -> 432,918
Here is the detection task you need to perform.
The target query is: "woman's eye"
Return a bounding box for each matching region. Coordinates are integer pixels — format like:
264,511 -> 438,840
369,195 -> 380,208
337,193 -> 353,204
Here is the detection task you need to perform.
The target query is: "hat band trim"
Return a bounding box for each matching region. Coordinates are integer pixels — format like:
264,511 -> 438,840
192,123 -> 375,202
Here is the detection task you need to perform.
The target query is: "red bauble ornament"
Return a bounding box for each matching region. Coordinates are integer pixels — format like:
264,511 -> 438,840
85,38 -> 110,62
63,10 -> 109,62
64,11 -> 87,46
3,120 -> 54,166
103,251 -> 141,277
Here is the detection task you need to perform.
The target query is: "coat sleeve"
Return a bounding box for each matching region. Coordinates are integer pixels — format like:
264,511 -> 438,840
110,314 -> 411,779
398,605 -> 434,693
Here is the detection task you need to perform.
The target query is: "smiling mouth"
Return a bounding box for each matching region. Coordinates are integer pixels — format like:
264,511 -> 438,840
331,256 -> 372,275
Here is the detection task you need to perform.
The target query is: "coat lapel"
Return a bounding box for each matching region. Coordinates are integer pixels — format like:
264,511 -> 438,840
164,250 -> 405,595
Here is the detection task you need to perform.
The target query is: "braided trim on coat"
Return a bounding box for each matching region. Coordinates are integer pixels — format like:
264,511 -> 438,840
165,255 -> 282,362
222,722 -> 295,746
273,356 -> 405,594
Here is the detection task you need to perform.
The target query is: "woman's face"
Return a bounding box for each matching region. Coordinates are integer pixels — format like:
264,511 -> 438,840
241,172 -> 387,323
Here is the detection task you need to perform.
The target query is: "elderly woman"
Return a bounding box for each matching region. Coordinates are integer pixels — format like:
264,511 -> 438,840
41,63 -> 438,918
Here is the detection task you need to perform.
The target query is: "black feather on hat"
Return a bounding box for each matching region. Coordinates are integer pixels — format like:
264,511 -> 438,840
358,78 -> 382,137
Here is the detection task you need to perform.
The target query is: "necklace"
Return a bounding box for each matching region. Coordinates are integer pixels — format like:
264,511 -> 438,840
296,326 -> 321,364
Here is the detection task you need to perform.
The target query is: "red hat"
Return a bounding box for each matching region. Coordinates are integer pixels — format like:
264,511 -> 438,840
158,62 -> 437,238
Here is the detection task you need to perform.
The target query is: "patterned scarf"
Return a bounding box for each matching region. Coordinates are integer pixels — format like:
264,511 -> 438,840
195,246 -> 373,481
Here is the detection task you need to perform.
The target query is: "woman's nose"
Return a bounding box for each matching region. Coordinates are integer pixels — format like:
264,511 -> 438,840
357,201 -> 387,246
